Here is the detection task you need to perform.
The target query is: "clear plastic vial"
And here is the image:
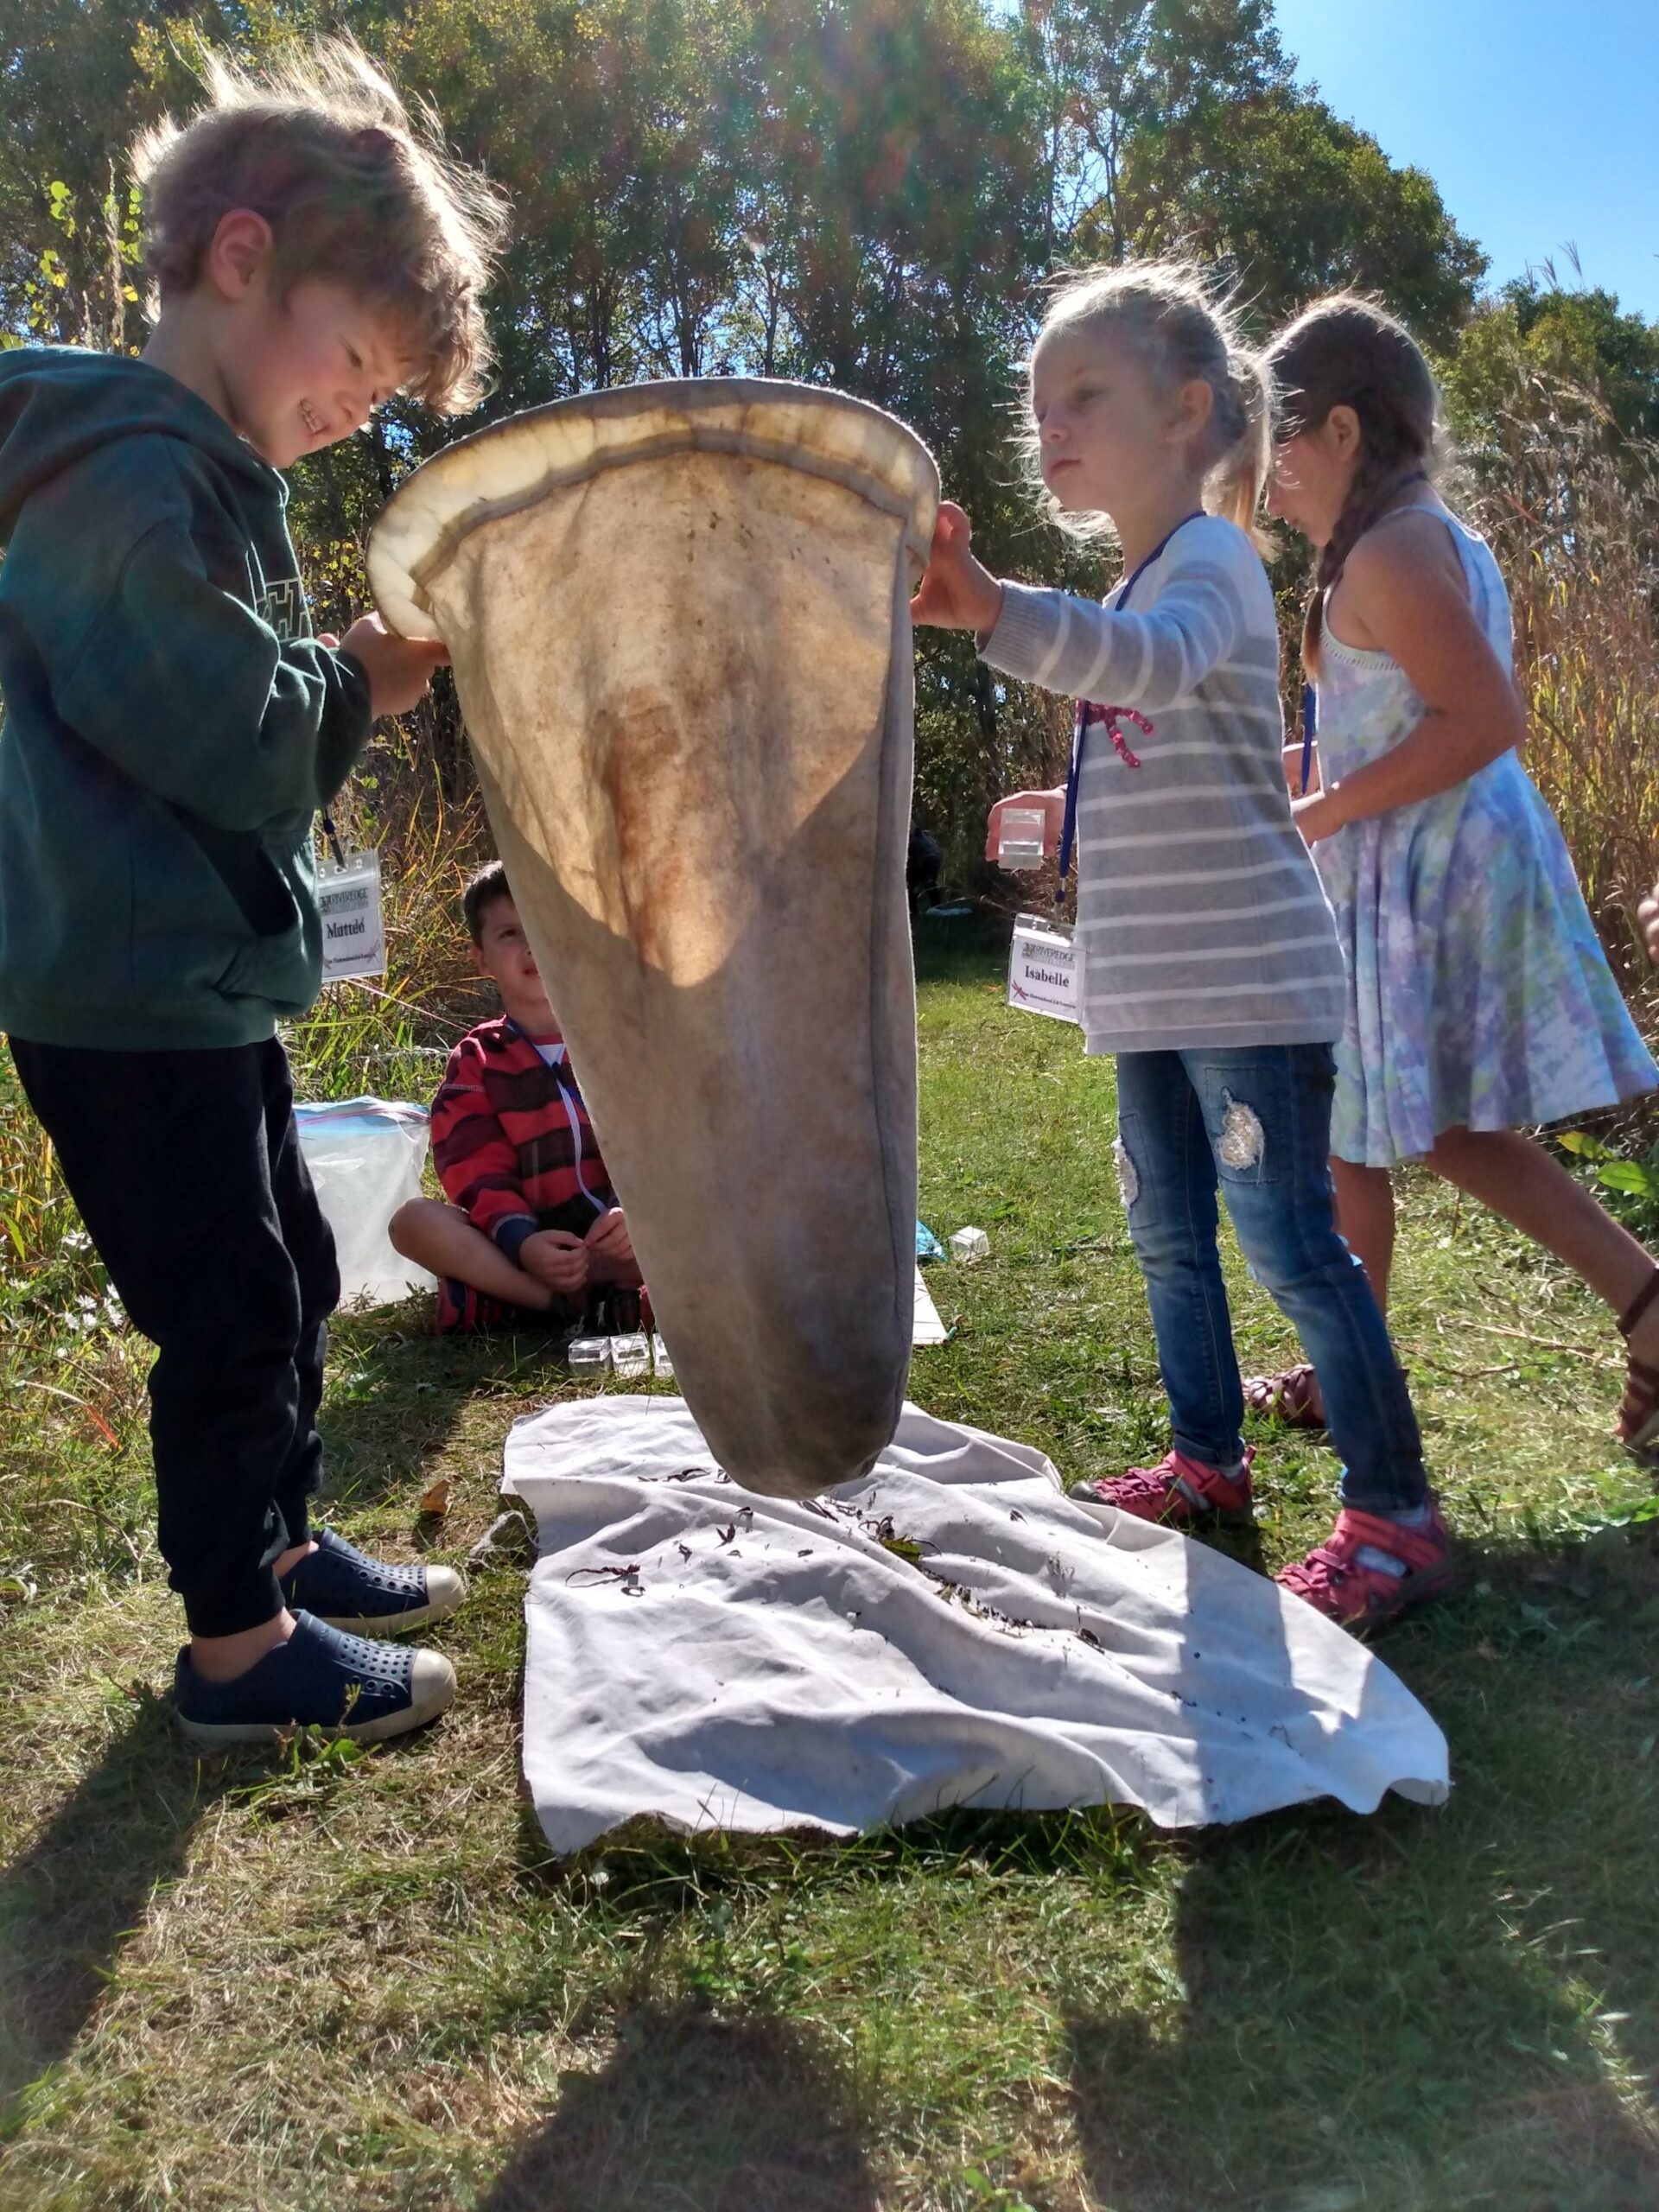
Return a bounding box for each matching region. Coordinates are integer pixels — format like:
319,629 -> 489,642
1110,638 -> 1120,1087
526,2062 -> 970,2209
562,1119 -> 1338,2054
996,806 -> 1047,870
567,1335 -> 613,1371
950,1226 -> 990,1264
610,1332 -> 652,1378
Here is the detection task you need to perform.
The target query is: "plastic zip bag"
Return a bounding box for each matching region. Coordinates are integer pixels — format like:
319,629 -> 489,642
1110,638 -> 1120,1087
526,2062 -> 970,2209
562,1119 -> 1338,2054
294,1098 -> 432,1307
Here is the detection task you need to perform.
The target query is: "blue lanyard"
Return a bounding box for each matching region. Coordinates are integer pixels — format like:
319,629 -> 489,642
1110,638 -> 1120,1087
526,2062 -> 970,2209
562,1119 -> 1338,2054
1298,684 -> 1316,796
1056,511 -> 1205,899
1293,473 -> 1423,801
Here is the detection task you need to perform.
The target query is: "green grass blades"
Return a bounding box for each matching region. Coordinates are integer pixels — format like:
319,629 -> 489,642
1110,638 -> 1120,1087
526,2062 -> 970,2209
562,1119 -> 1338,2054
2,923 -> 1658,2209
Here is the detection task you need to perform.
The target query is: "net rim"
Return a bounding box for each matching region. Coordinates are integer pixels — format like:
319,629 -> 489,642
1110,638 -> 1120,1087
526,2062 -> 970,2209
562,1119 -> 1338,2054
367,376 -> 942,639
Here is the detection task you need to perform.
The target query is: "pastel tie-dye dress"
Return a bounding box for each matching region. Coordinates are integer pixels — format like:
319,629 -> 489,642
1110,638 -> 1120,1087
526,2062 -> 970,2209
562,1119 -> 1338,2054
1312,505 -> 1656,1167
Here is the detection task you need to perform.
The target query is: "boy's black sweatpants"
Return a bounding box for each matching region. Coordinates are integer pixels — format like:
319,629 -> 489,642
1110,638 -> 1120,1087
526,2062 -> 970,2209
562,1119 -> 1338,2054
10,1036 -> 339,1637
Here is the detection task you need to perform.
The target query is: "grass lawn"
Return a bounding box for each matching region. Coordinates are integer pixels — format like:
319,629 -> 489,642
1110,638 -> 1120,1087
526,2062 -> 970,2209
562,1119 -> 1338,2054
3,917 -> 1658,2211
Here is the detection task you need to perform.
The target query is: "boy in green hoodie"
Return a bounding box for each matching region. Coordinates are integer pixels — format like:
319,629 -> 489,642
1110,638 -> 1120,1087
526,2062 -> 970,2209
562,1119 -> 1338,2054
0,40 -> 509,1747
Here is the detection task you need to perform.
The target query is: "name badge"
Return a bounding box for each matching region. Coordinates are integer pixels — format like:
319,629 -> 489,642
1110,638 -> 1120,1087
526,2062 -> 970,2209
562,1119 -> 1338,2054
1007,913 -> 1081,1026
319,849 -> 387,982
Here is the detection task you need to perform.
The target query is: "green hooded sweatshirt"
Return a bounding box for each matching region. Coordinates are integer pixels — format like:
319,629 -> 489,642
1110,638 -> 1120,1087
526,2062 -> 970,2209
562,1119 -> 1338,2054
0,346 -> 373,1049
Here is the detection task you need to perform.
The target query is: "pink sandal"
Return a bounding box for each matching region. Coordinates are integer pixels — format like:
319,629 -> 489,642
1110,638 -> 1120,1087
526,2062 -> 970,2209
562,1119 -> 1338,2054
1275,1499 -> 1454,1631
1243,1363 -> 1325,1431
1072,1446 -> 1255,1528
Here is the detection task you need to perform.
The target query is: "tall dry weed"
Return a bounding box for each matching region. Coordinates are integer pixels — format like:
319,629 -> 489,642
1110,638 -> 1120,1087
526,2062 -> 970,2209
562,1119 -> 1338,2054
1465,366 -> 1659,1008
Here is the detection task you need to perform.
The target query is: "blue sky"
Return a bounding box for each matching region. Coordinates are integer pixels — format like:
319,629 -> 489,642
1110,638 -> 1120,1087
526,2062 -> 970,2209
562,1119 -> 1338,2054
1272,0 -> 1659,318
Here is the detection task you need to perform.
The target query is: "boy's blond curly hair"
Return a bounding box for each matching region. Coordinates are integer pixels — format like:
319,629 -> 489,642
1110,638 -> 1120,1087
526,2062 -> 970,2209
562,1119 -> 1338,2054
132,38 -> 509,414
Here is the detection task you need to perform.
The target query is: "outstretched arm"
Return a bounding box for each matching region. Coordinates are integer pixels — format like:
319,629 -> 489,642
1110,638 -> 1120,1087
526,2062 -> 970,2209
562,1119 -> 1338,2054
54,521 -> 372,827
912,502 -> 1247,709
981,563 -> 1246,709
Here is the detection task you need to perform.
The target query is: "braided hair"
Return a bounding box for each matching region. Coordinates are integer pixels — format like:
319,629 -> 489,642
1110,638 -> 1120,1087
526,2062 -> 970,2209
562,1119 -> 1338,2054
1024,260 -> 1273,542
1264,296 -> 1441,674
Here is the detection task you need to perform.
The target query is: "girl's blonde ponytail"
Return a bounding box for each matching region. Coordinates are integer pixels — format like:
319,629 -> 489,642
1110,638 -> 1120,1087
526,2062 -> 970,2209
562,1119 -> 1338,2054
1211,345 -> 1273,534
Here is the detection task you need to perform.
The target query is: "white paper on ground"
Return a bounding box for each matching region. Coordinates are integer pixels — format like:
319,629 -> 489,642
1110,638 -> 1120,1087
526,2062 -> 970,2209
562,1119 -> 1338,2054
504,1396 -> 1448,1854
912,1265 -> 946,1345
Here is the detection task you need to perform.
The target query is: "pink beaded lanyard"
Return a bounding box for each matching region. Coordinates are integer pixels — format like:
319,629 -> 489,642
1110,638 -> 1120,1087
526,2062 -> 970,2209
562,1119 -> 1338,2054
1079,699 -> 1154,769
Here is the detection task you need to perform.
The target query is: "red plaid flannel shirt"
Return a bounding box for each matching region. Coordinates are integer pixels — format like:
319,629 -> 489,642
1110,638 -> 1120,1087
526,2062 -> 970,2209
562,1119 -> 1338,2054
430,1014 -> 615,1266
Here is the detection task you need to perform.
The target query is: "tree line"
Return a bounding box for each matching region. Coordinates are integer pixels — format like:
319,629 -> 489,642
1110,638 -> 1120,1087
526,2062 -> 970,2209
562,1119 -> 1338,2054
3,0 -> 1656,879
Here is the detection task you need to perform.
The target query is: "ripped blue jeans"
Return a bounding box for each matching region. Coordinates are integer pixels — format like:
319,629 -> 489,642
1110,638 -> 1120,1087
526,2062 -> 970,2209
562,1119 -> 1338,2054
1114,1043 -> 1427,1514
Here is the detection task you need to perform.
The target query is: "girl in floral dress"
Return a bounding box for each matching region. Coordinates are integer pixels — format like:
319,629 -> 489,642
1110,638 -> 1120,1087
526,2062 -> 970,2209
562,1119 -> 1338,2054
1255,295 -> 1659,1455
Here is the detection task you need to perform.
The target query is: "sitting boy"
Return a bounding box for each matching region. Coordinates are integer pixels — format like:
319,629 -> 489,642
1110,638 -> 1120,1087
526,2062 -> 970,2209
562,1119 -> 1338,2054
391,863 -> 645,1332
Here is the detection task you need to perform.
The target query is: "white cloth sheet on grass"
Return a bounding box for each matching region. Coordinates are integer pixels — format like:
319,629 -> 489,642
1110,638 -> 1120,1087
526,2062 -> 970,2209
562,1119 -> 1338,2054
503,1397 -> 1448,1854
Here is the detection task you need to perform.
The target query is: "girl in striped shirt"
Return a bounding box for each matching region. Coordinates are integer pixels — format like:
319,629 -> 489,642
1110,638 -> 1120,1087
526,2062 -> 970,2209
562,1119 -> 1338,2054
912,262 -> 1450,1629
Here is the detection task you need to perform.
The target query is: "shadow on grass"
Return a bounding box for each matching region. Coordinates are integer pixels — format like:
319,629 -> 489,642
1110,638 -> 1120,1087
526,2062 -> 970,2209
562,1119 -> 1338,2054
318,1302 -> 573,1514
476,1999 -> 880,2212
0,1691 -> 231,2133
911,904 -> 1012,982
1065,1534 -> 1659,2211
524,1796 -> 1153,1919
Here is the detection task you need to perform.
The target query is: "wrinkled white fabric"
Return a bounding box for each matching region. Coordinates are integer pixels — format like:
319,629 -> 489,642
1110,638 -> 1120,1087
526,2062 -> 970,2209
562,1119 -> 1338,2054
503,1396 -> 1449,1854
370,382 -> 938,1499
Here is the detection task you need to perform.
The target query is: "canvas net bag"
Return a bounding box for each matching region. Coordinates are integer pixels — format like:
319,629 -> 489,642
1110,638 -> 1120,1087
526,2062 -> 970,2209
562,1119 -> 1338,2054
369,380 -> 939,1497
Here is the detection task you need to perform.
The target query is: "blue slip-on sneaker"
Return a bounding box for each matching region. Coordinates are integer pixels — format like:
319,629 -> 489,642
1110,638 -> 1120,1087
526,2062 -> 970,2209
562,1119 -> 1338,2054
172,1610 -> 456,1751
280,1527 -> 467,1636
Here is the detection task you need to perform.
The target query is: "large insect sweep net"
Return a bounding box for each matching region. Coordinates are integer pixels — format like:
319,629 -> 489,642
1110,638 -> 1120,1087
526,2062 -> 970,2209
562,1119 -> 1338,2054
370,381 -> 939,1497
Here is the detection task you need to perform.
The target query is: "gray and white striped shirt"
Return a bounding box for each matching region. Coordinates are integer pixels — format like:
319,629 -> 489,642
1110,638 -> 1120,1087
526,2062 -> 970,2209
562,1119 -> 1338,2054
981,515 -> 1347,1056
